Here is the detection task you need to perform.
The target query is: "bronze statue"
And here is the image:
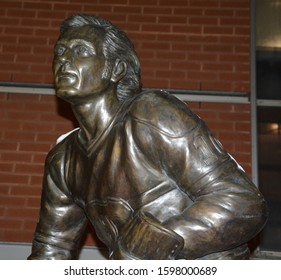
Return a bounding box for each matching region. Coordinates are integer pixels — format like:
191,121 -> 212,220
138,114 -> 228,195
28,14 -> 267,260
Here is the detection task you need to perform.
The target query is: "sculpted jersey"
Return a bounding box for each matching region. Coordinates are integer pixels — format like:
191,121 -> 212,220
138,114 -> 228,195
29,90 -> 267,260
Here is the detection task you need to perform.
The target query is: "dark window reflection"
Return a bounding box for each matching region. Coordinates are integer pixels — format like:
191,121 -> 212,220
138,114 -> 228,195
258,106 -> 281,251
257,48 -> 281,100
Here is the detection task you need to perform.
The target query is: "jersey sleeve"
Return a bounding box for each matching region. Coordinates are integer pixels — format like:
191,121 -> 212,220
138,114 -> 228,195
161,120 -> 267,258
127,90 -> 267,259
28,146 -> 88,260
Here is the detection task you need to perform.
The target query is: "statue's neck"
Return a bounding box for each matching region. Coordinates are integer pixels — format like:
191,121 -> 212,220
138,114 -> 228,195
71,91 -> 120,144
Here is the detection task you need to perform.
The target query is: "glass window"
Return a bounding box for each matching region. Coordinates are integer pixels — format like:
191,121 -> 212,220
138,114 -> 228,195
256,0 -> 281,253
257,106 -> 281,252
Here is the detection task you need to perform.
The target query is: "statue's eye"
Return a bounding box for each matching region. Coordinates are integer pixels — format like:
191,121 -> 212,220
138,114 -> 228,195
76,45 -> 90,57
55,45 -> 65,56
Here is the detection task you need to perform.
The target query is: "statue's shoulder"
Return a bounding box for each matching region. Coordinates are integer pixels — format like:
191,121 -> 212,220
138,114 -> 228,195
46,128 -> 78,164
128,90 -> 200,137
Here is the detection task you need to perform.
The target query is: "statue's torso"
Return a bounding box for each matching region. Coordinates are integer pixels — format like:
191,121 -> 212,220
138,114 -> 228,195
64,126 -> 193,251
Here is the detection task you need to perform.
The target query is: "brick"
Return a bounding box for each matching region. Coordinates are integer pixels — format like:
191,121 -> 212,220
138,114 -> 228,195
156,70 -> 186,79
205,121 -> 235,133
26,197 -> 41,208
0,1 -> 22,9
4,131 -> 36,142
172,42 -> 202,52
189,17 -> 218,25
141,24 -> 171,33
143,7 -> 172,15
16,54 -> 47,64
21,122 -> 54,132
113,6 -> 142,14
15,163 -> 44,175
188,53 -> 218,62
0,63 -> 29,72
144,78 -> 170,89
171,61 -> 201,71
188,35 -> 218,44
0,142 -> 18,151
128,15 -> 157,24
158,15 -> 187,25
189,0 -> 219,8
7,9 -> 36,18
7,93 -> 40,102
21,18 -> 51,28
188,71 -> 217,81
30,175 -> 44,186
221,17 -> 249,26
172,25 -> 202,34
203,63 -> 233,72
142,41 -> 171,51
23,2 -> 53,10
220,1 -> 249,9
156,51 -> 186,61
98,0 -> 127,4
23,220 -> 38,233
201,102 -> 234,111
204,26 -> 234,35
0,195 -> 26,207
203,45 -> 233,54
235,27 -> 250,36
11,73 -> 46,83
235,122 -> 251,132
6,111 -> 40,121
19,142 -> 51,153
53,3 -> 87,11
0,163 -> 14,172
0,207 -> 5,217
18,36 -> 48,45
0,72 -> 12,81
205,9 -> 234,17
35,133 -> 60,144
219,111 -> 250,122
170,80 -> 200,90
1,152 -> 32,163
0,230 -> 34,243
0,18 -> 20,27
220,35 -> 249,45
197,111 -> 219,122
219,72 -> 250,82
10,186 -> 42,197
1,173 -> 28,185
235,142 -> 251,153
129,0 -> 158,6
220,131 -> 250,142
0,219 -> 23,230
0,185 -> 10,195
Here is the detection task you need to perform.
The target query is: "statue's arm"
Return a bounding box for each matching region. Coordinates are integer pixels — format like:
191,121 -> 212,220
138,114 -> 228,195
162,122 -> 268,259
28,152 -> 87,260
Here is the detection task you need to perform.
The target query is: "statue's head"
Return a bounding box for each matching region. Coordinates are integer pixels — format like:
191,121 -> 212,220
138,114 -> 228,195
54,14 -> 142,102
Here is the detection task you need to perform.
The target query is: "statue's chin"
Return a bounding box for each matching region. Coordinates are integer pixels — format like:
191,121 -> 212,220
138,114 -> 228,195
55,86 -> 79,101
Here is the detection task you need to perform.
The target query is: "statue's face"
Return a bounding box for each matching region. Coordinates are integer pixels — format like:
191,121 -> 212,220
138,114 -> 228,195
53,25 -> 111,102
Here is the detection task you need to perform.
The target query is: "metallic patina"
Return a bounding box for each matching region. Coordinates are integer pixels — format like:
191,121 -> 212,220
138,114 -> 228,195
28,14 -> 268,260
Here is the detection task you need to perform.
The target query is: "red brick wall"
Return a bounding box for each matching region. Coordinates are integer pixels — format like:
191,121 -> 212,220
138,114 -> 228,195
0,0 -> 250,92
0,0 -> 252,246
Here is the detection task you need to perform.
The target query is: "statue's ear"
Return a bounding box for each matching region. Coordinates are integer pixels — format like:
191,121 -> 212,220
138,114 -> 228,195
111,59 -> 127,83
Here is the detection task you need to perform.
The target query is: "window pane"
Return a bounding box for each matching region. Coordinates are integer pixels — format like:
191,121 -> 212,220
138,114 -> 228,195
256,0 -> 281,100
258,106 -> 281,251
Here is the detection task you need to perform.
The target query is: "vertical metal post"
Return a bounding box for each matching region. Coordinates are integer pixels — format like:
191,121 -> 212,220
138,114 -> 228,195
250,0 -> 259,186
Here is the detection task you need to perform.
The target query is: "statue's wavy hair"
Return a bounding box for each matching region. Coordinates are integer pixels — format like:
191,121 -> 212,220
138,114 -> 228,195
60,14 -> 142,101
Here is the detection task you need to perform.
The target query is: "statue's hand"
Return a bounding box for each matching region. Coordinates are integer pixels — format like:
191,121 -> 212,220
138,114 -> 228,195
111,211 -> 184,260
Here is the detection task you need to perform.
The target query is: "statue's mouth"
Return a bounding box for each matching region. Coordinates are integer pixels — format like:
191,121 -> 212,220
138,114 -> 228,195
58,72 -> 77,79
